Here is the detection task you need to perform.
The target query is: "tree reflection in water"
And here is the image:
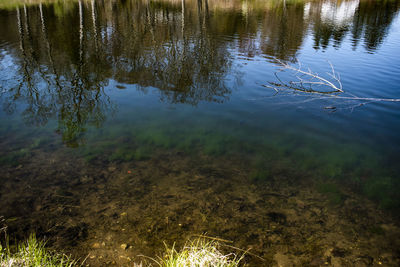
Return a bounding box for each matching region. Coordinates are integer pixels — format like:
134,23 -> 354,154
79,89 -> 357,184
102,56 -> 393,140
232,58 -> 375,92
0,0 -> 399,146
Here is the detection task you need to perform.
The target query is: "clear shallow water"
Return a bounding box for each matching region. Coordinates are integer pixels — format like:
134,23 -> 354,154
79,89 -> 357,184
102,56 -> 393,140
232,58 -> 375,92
1,0 -> 400,265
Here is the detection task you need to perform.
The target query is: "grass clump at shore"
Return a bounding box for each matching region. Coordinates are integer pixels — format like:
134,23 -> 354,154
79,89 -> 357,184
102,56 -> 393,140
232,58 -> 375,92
0,234 -> 78,267
0,232 -> 245,267
155,238 -> 245,267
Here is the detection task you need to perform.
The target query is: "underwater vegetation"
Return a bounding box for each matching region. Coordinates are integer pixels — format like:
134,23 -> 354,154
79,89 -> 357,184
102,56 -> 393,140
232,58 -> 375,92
317,182 -> 345,206
249,169 -> 272,182
362,176 -> 400,210
72,119 -> 399,215
108,147 -> 152,162
0,149 -> 30,167
1,109 -> 399,216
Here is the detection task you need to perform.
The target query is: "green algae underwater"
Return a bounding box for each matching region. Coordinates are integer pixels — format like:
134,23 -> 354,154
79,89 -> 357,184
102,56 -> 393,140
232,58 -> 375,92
1,0 -> 400,265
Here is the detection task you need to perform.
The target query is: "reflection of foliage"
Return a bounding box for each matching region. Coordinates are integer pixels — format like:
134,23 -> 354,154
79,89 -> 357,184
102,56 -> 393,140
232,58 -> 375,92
56,84 -> 112,147
0,3 -> 114,147
259,0 -> 307,61
308,0 -> 400,51
352,0 -> 400,51
109,0 -> 232,105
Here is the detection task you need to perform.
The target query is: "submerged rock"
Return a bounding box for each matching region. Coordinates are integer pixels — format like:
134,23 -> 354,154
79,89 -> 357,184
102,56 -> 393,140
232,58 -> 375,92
274,252 -> 293,267
92,242 -> 101,249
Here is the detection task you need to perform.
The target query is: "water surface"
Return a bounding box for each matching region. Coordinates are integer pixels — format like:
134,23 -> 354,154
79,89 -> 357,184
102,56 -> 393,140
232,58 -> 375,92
1,0 -> 400,265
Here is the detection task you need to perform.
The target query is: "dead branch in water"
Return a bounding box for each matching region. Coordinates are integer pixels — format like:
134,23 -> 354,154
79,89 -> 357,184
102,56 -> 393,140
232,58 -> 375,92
263,58 -> 400,110
268,59 -> 343,94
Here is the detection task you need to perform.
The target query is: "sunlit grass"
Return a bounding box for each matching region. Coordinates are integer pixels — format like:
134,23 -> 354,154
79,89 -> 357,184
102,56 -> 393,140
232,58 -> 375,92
152,238 -> 245,267
0,234 -> 78,267
0,234 -> 245,267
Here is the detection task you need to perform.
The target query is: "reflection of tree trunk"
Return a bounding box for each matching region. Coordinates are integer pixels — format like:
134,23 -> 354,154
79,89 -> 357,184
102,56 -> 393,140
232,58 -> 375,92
39,3 -> 53,67
91,0 -> 98,53
21,5 -> 38,98
22,4 -> 35,63
204,0 -> 210,31
197,0 -> 202,31
15,7 -> 26,96
145,0 -> 155,42
23,5 -> 29,39
39,2 -> 62,92
202,0 -> 207,32
79,0 -> 84,65
24,3 -> 48,89
283,0 -> 287,14
181,0 -> 185,36
16,8 -> 24,53
22,4 -> 36,62
196,0 -> 207,35
39,3 -> 45,35
77,0 -> 84,124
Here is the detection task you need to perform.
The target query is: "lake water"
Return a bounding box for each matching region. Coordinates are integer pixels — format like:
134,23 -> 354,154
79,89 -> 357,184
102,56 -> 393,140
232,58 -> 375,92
0,0 -> 400,265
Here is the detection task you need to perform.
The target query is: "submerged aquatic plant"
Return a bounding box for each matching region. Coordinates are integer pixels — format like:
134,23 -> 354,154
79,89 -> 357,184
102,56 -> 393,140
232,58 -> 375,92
249,169 -> 271,182
317,182 -> 345,205
0,234 -> 78,267
363,176 -> 400,210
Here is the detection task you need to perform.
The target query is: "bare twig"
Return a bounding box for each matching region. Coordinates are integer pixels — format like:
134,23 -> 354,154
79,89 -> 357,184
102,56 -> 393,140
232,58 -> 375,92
191,234 -> 233,243
272,59 -> 343,93
192,234 -> 266,261
262,58 -> 400,109
222,243 -> 266,262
